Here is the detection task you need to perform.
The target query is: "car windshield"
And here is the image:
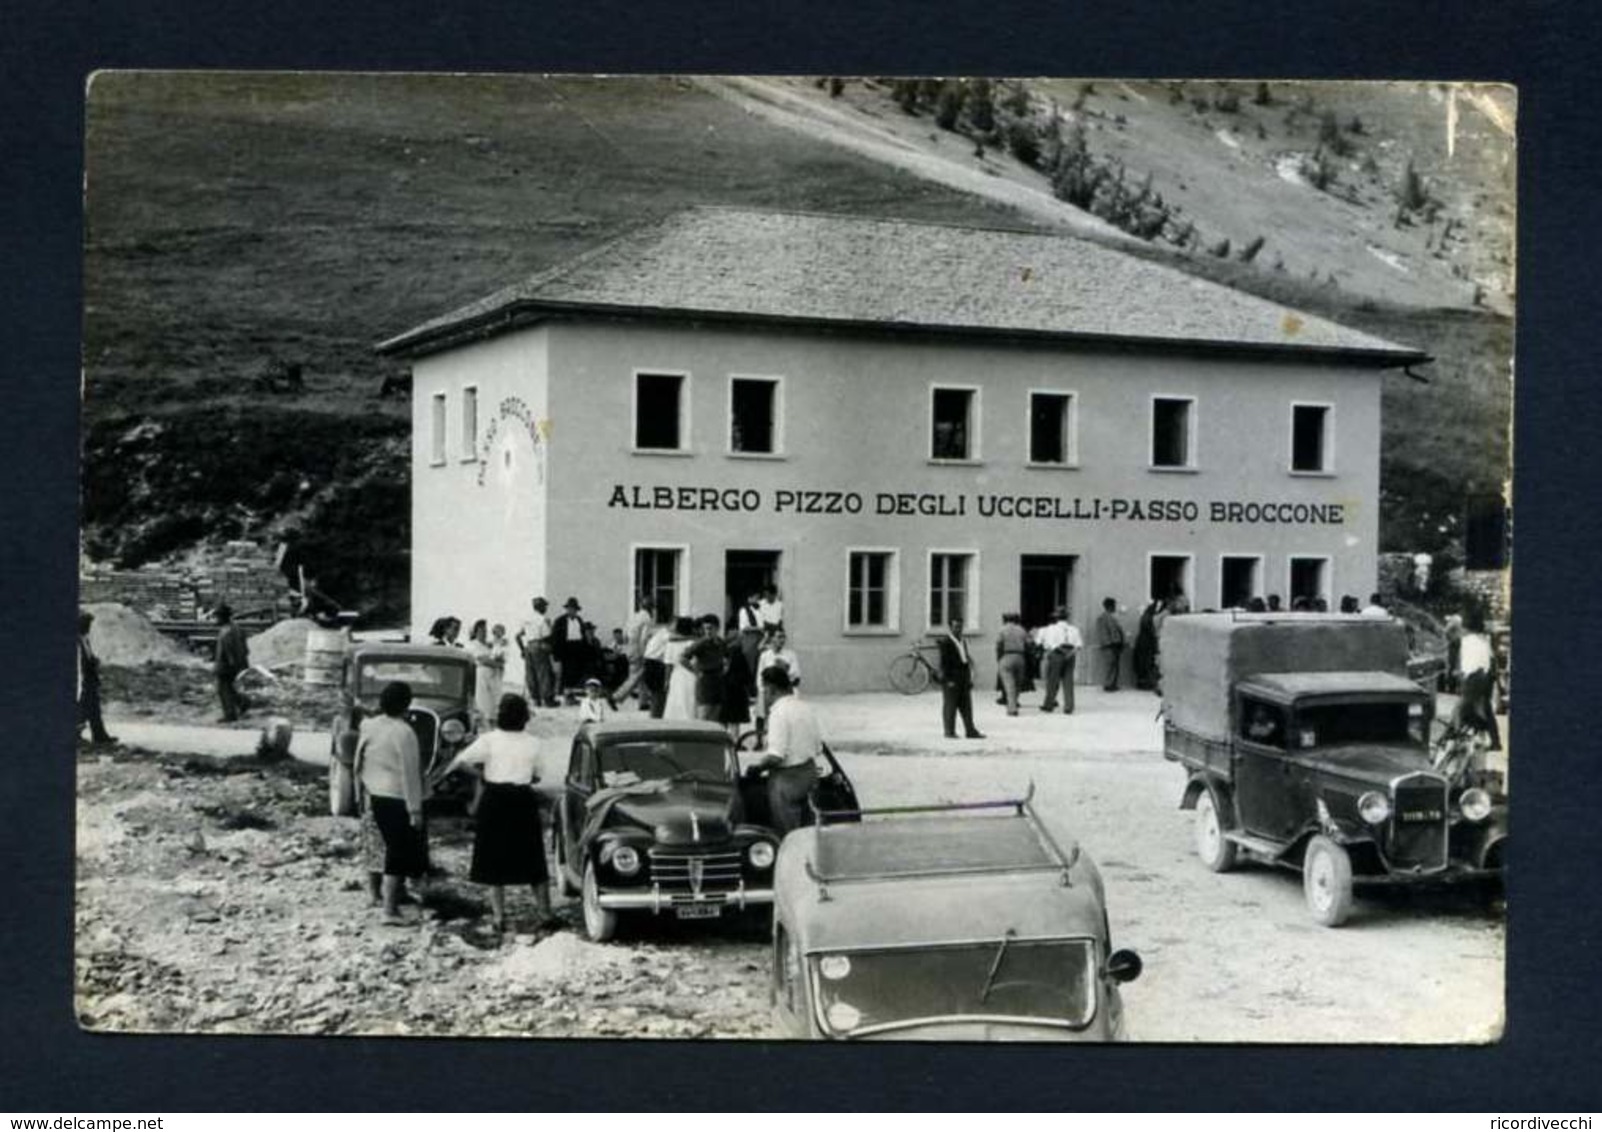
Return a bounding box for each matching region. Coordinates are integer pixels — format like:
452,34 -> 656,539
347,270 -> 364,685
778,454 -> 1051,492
356,659 -> 469,701
810,939 -> 1096,1037
1292,700 -> 1427,749
598,740 -> 731,786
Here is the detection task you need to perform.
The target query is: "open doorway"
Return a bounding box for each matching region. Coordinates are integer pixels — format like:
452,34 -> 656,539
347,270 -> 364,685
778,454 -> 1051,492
1019,555 -> 1075,631
725,550 -> 781,628
1149,554 -> 1194,606
1220,555 -> 1262,609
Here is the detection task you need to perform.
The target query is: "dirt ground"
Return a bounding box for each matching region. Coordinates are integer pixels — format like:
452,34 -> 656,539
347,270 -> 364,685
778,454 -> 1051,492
77,672 -> 1506,1042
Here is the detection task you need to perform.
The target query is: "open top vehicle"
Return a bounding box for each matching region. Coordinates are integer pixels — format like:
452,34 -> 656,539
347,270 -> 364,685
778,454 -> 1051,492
554,719 -> 858,941
771,790 -> 1142,1041
329,643 -> 480,801
1162,613 -> 1507,927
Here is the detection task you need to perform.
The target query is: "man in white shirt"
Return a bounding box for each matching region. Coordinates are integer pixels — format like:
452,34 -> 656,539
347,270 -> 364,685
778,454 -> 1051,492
611,595 -> 656,708
515,597 -> 556,708
641,621 -> 673,719
1453,610 -> 1501,750
753,666 -> 822,833
757,586 -> 784,635
753,628 -> 802,732
1037,607 -> 1083,714
736,592 -> 765,694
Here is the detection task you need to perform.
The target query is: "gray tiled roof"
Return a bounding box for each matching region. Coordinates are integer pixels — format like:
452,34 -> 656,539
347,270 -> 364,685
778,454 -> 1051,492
377,208 -> 1425,362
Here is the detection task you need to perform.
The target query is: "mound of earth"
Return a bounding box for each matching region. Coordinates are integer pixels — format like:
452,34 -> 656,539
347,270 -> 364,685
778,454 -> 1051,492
85,603 -> 199,667
247,618 -> 317,668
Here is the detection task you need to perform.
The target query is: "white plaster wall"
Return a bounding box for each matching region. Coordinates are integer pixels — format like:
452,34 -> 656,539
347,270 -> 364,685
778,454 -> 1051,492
430,318 -> 1382,694
411,327 -> 550,685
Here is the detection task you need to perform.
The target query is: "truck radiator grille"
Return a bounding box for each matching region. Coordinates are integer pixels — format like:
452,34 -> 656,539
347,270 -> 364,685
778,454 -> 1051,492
648,849 -> 743,895
1387,774 -> 1449,871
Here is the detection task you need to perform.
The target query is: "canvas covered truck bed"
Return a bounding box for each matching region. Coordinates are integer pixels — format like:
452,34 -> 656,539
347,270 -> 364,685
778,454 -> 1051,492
1161,614 -> 1411,746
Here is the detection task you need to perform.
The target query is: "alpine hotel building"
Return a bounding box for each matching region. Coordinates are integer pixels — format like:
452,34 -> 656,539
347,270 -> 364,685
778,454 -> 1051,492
378,208 -> 1427,692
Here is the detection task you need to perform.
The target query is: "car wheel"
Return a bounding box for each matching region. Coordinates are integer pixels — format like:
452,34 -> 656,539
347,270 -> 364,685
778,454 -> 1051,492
1194,787 -> 1238,873
581,858 -> 619,943
1303,835 -> 1355,927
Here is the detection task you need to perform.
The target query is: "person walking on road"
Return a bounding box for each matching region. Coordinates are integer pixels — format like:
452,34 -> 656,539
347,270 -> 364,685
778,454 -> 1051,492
1094,598 -> 1126,692
214,603 -> 250,723
641,619 -> 672,719
936,617 -> 985,740
1453,609 -> 1502,751
355,681 -> 427,926
77,610 -> 116,745
1037,607 -> 1082,713
610,595 -> 656,708
994,612 -> 1031,716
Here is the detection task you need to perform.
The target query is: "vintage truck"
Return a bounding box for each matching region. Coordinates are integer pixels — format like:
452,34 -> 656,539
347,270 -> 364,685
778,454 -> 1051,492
1162,613 -> 1507,927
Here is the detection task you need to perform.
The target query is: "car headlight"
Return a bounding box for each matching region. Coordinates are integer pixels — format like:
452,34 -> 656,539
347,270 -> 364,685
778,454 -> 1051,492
1459,787 -> 1493,822
1358,791 -> 1391,825
748,841 -> 776,870
612,845 -> 641,876
440,718 -> 467,744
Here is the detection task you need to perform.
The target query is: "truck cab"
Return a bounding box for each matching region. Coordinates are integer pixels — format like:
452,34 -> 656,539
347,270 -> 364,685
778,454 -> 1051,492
1162,614 -> 1506,927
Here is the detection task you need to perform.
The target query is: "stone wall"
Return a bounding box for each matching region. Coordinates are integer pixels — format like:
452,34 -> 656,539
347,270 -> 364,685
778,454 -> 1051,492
80,541 -> 289,622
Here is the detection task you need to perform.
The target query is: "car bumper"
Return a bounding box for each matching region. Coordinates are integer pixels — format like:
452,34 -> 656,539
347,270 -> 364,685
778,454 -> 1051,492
597,886 -> 774,912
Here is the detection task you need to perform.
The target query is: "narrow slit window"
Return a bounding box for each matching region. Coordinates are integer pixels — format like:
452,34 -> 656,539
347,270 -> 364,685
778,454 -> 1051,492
1152,397 -> 1193,469
430,392 -> 447,464
931,388 -> 975,460
1291,404 -> 1330,472
730,378 -> 778,454
635,373 -> 685,451
1029,392 -> 1075,465
461,386 -> 479,459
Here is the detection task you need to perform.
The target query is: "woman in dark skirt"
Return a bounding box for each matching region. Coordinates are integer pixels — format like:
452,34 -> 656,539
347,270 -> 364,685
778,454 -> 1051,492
442,693 -> 553,932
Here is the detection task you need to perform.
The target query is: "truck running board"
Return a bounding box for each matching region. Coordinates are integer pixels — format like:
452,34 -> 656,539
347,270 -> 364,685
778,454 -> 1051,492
1223,831 -> 1286,859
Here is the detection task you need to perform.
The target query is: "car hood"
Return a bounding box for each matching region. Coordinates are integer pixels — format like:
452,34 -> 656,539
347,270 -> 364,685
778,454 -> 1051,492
602,780 -> 739,847
1295,744 -> 1435,784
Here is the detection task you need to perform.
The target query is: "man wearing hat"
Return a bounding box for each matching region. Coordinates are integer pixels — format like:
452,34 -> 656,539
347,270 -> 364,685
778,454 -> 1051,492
551,596 -> 587,704
213,603 -> 251,722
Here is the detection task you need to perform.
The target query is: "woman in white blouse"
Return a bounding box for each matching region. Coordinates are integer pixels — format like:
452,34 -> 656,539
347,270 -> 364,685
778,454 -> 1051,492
442,692 -> 554,932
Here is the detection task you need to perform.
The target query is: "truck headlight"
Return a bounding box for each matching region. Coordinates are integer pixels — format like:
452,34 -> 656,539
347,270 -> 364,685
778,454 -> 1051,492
440,718 -> 467,744
1358,791 -> 1391,825
1459,788 -> 1493,822
748,841 -> 776,870
611,845 -> 641,876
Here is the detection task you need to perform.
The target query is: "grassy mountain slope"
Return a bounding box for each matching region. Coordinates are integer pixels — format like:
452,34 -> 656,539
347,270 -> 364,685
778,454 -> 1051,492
82,73 -> 1512,622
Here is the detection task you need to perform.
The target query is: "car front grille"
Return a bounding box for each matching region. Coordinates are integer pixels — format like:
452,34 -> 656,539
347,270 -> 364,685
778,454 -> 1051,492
648,849 -> 744,896
1387,773 -> 1449,871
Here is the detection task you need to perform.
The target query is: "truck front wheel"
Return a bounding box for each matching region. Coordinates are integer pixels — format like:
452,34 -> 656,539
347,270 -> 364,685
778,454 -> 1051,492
1303,835 -> 1355,927
1194,787 -> 1238,873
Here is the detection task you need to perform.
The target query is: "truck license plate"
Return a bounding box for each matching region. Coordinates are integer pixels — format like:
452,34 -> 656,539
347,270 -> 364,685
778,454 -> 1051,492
675,903 -> 722,920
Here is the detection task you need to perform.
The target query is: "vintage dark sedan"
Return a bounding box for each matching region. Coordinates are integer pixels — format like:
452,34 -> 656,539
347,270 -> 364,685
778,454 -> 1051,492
553,719 -> 857,941
772,791 -> 1142,1041
329,643 -> 479,798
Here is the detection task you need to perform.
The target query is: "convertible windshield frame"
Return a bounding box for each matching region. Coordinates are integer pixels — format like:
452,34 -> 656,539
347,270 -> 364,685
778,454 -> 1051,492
807,935 -> 1099,1038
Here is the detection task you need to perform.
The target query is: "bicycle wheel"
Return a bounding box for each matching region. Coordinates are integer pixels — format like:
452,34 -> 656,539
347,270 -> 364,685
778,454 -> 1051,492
888,652 -> 931,695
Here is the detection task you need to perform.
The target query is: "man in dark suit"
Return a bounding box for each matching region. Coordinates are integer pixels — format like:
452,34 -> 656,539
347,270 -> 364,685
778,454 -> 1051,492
935,616 -> 985,740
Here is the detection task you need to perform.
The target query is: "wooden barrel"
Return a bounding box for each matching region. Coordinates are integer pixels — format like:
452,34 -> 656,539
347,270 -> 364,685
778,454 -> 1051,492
303,626 -> 349,687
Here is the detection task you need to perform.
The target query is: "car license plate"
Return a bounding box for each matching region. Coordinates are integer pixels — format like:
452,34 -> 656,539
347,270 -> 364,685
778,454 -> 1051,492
675,903 -> 722,920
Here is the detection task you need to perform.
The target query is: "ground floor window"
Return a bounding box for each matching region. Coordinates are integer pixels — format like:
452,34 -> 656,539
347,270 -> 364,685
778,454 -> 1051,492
1149,554 -> 1193,605
1220,555 -> 1263,609
846,550 -> 897,631
928,551 -> 975,628
1289,556 -> 1330,607
634,546 -> 685,620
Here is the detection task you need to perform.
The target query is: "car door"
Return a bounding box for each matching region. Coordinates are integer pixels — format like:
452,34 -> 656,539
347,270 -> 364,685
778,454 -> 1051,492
1233,696 -> 1298,840
561,735 -> 594,878
811,743 -> 861,825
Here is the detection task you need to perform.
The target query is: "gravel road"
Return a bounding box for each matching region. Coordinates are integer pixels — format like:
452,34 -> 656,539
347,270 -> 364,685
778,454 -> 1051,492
75,686 -> 1505,1042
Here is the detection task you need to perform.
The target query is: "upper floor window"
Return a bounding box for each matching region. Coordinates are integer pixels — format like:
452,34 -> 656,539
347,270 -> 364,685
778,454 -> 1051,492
1029,391 -> 1078,465
635,372 -> 688,452
930,386 -> 979,461
461,386 -> 479,461
729,376 -> 781,456
1291,403 -> 1332,473
430,392 -> 447,465
1151,396 -> 1196,470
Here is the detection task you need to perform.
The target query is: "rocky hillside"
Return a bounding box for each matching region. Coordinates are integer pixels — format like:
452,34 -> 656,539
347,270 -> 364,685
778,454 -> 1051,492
82,74 -> 1514,622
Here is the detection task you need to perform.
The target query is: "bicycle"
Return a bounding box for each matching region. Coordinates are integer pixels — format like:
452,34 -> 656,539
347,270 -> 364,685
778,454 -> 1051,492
887,643 -> 942,695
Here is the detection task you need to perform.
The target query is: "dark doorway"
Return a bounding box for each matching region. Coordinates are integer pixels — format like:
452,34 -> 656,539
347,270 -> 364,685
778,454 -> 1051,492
1149,555 -> 1192,604
1019,555 -> 1075,631
1289,557 -> 1328,606
1220,556 -> 1262,609
725,550 -> 781,627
